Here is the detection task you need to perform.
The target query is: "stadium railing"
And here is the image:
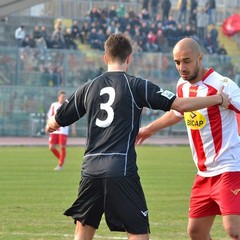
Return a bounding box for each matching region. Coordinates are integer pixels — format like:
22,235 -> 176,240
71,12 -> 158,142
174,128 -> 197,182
0,47 -> 237,137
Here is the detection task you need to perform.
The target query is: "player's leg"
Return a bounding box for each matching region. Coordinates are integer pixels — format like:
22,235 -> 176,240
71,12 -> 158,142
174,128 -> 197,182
222,215 -> 240,239
104,175 -> 150,240
49,134 -> 60,159
127,233 -> 149,240
59,134 -> 67,167
74,221 -> 96,240
64,178 -> 104,239
188,175 -> 219,240
187,216 -> 215,240
220,172 -> 240,239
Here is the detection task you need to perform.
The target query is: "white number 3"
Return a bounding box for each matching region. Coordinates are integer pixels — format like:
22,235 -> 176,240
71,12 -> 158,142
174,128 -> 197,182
96,87 -> 115,128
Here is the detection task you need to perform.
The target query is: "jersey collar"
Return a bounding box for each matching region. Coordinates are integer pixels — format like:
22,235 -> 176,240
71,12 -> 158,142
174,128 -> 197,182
202,68 -> 214,82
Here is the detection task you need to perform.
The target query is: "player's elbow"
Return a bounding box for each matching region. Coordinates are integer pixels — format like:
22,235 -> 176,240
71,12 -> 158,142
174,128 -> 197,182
171,98 -> 190,112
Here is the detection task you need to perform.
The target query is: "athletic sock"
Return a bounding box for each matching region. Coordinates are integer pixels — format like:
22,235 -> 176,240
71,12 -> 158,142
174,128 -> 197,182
51,148 -> 60,159
59,147 -> 66,167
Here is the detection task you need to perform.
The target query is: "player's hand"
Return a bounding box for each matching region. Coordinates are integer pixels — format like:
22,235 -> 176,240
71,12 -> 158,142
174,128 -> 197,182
45,123 -> 56,133
45,124 -> 49,134
45,116 -> 60,133
218,86 -> 231,108
135,126 -> 153,145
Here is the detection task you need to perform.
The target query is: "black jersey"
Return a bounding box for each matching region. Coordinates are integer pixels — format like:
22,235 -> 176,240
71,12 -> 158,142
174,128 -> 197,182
55,71 -> 176,177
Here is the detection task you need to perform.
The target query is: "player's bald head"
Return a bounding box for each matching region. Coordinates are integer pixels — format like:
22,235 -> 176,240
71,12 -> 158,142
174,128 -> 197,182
173,38 -> 201,56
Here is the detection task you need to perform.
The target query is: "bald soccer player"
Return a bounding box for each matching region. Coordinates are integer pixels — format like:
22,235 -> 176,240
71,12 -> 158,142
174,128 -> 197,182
136,37 -> 240,240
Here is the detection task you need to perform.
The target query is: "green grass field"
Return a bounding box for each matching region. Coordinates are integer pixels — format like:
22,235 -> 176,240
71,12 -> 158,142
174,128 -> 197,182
0,145 -> 228,240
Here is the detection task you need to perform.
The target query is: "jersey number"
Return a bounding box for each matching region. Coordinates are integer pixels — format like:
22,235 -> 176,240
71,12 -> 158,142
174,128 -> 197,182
96,87 -> 115,128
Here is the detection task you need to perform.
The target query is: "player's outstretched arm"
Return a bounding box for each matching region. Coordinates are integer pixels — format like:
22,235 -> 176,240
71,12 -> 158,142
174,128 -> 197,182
136,111 -> 182,145
136,87 -> 230,145
171,86 -> 229,112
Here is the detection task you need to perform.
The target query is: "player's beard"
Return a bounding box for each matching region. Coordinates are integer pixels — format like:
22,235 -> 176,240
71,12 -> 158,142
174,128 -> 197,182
182,64 -> 199,83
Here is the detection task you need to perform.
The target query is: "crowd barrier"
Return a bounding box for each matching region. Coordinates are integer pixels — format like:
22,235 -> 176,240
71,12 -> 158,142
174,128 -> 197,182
0,47 -> 237,137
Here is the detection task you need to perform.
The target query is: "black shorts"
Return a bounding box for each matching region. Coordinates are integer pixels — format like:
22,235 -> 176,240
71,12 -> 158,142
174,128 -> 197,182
64,175 -> 150,234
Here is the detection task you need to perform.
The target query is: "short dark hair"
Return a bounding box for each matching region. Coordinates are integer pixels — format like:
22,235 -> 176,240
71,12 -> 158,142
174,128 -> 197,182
104,33 -> 133,64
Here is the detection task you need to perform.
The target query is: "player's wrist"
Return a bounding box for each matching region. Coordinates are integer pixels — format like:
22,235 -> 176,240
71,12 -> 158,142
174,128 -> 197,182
218,93 -> 224,106
146,125 -> 155,135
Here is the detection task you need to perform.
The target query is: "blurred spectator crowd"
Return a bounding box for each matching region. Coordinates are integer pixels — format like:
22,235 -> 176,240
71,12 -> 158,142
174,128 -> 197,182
14,0 -> 228,58
7,0 -> 237,87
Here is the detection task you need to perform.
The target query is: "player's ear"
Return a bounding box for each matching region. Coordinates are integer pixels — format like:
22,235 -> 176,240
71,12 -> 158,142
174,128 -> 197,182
126,54 -> 132,64
104,55 -> 108,64
199,53 -> 203,63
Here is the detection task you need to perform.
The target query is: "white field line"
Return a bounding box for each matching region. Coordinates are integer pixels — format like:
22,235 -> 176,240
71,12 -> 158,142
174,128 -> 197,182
3,232 -> 128,239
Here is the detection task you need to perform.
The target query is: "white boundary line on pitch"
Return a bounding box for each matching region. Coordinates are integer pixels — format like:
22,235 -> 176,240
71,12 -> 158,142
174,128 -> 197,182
2,232 -> 157,240
7,232 -> 128,239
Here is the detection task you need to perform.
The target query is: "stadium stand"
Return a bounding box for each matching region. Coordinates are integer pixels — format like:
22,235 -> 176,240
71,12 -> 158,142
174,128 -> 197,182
0,0 -> 239,137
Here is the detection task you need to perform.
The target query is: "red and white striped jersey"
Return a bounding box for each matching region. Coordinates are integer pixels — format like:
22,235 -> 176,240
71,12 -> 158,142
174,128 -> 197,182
47,101 -> 69,135
174,68 -> 240,177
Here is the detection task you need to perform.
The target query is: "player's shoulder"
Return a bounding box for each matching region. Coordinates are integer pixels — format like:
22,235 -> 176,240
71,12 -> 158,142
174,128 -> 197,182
75,78 -> 98,94
126,74 -> 152,91
125,73 -> 149,84
51,101 -> 59,107
208,70 -> 234,86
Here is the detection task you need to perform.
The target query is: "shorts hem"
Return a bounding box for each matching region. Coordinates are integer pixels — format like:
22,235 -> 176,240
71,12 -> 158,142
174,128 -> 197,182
189,213 -> 221,218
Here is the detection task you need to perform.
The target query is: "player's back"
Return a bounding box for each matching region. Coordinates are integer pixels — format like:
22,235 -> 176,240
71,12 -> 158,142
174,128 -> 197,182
85,72 -> 141,150
55,70 -> 175,177
82,71 -> 143,177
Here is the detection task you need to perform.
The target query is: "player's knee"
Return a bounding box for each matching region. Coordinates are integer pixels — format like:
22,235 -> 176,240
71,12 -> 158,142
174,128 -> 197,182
187,226 -> 196,239
224,226 -> 240,239
49,144 -> 55,150
187,226 -> 204,240
187,230 -> 196,239
127,233 -> 149,240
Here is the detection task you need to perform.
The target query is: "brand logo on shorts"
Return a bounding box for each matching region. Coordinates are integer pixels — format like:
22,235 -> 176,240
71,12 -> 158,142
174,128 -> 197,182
231,189 -> 240,195
141,210 -> 148,217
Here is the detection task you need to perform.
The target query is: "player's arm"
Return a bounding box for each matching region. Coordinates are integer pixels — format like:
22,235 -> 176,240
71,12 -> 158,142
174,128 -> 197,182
170,87 -> 229,112
136,111 -> 181,144
136,87 -> 230,145
45,115 -> 60,133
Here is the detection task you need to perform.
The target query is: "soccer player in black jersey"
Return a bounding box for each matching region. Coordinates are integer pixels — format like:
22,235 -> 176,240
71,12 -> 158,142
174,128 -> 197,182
46,33 -> 229,240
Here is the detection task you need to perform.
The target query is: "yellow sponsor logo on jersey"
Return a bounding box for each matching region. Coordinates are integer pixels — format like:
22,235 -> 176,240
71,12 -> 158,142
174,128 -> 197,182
184,111 -> 207,130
